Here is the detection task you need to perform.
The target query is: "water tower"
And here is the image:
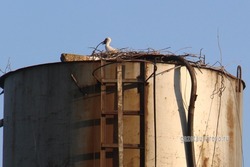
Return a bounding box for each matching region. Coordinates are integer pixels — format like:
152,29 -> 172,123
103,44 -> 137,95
0,53 -> 245,166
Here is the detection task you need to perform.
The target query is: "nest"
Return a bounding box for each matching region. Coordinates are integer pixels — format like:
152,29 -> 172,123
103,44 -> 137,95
60,50 -> 241,81
61,50 -> 206,67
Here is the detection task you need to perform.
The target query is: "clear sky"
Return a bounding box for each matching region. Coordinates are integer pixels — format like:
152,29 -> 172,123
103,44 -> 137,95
0,1 -> 249,166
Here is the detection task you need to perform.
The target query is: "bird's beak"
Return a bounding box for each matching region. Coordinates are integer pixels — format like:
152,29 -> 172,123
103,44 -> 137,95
102,38 -> 107,45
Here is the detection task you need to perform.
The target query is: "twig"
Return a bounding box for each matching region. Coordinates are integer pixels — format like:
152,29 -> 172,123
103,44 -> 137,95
217,28 -> 223,65
91,41 -> 104,56
174,47 -> 192,54
0,58 -> 11,75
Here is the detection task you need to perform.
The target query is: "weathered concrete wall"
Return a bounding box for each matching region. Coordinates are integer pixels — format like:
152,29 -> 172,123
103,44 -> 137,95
145,63 -> 243,167
1,61 -> 143,167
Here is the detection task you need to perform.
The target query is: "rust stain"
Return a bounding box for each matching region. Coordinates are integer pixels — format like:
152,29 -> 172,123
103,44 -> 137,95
203,157 -> 209,167
226,98 -> 234,151
214,152 -> 221,167
200,144 -> 209,167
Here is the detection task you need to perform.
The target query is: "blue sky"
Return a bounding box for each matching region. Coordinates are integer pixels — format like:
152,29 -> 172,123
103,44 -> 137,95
0,1 -> 249,166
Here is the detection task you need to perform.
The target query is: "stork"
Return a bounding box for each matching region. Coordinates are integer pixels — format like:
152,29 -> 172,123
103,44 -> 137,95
102,37 -> 118,53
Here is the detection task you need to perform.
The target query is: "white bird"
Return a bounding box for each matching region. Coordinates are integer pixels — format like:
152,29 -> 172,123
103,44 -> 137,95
102,37 -> 118,53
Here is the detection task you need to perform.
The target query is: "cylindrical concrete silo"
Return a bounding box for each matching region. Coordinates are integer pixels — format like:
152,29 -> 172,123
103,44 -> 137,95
0,54 -> 245,167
